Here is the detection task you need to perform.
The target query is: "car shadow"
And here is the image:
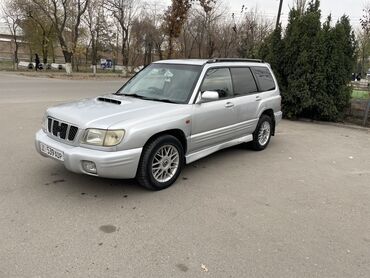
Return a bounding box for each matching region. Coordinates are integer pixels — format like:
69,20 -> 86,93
38,142 -> 269,199
40,163 -> 148,200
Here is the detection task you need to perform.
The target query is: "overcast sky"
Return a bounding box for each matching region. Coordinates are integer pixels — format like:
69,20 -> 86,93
228,0 -> 363,28
160,0 -> 364,29
0,0 -> 365,30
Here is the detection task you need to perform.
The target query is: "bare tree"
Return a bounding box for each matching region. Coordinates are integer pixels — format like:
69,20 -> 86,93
18,0 -> 56,64
236,7 -> 273,58
181,0 -> 222,59
2,0 -> 276,72
163,0 -> 192,59
2,0 -> 22,70
130,17 -> 156,66
214,18 -> 238,57
105,0 -> 137,74
85,0 -> 105,75
147,2 -> 166,60
198,0 -> 219,58
31,0 -> 89,74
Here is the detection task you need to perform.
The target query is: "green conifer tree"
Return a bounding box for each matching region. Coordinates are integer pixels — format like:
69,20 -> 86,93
259,0 -> 356,121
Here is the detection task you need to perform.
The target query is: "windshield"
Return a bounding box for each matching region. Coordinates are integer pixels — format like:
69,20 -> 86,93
116,63 -> 201,104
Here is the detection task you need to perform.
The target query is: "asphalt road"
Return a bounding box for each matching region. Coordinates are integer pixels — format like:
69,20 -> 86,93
0,72 -> 370,278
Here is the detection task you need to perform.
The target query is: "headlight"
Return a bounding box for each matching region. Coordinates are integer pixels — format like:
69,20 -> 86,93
82,129 -> 125,146
82,129 -> 106,146
104,130 -> 125,146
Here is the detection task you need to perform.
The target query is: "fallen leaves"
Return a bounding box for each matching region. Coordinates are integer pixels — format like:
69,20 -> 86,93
201,264 -> 208,272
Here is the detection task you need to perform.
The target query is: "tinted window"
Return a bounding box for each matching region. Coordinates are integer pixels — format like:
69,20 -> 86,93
200,68 -> 233,98
230,68 -> 258,95
252,66 -> 276,91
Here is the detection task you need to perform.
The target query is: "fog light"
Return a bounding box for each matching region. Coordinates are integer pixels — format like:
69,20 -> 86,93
82,160 -> 97,174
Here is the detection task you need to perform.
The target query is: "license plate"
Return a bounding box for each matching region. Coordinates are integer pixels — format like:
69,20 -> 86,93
40,143 -> 64,161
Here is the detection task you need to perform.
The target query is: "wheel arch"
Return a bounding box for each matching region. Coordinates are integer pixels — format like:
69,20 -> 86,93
260,109 -> 275,136
143,129 -> 188,154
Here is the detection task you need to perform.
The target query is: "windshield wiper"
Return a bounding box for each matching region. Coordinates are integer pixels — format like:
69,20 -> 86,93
120,93 -> 146,99
119,93 -> 177,104
152,98 -> 178,104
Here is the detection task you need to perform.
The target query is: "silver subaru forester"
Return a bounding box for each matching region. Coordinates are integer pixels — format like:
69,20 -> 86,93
35,58 -> 282,190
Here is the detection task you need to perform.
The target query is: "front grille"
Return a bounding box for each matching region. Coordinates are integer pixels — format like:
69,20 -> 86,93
68,126 -> 78,141
47,118 -> 79,141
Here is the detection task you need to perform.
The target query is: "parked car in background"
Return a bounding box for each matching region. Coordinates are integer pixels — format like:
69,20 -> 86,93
35,58 -> 282,190
366,69 -> 370,80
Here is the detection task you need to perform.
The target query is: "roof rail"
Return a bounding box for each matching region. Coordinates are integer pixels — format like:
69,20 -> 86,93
206,58 -> 264,64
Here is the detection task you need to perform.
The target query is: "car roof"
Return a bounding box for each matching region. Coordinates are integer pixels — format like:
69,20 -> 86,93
153,58 -> 267,67
153,59 -> 209,66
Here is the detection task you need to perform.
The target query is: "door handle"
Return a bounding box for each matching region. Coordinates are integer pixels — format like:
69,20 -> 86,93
225,102 -> 234,108
256,96 -> 262,102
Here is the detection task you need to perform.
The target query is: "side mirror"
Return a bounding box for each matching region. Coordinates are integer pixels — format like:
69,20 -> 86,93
198,91 -> 219,103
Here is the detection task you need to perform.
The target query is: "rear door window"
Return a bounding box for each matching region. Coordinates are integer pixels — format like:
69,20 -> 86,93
230,68 -> 258,96
252,66 -> 276,91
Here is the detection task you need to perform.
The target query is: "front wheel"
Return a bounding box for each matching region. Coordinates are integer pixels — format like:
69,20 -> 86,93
250,115 -> 272,151
136,135 -> 184,190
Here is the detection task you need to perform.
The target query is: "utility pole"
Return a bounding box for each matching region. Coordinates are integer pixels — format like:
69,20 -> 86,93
276,0 -> 283,29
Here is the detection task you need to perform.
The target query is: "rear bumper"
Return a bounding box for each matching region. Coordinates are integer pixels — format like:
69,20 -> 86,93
35,130 -> 142,179
274,111 -> 283,125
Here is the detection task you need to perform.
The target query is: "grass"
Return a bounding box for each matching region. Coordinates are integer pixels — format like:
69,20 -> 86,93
0,61 -> 17,71
352,90 -> 370,100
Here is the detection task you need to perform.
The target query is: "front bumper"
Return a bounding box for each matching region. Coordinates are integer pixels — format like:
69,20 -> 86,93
35,130 -> 142,179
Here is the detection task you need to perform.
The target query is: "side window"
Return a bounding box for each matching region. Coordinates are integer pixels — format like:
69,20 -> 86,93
200,68 -> 233,99
252,66 -> 276,91
230,68 -> 258,96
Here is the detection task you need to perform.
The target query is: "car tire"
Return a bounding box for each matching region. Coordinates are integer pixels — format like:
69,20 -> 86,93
250,114 -> 273,151
136,135 -> 184,190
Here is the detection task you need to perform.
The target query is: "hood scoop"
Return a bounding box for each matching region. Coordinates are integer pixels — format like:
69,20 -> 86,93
97,97 -> 121,105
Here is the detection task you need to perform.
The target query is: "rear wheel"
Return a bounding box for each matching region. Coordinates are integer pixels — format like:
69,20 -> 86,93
136,135 -> 184,190
250,114 -> 272,151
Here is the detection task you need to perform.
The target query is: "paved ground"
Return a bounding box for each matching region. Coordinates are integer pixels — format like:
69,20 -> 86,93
0,72 -> 370,278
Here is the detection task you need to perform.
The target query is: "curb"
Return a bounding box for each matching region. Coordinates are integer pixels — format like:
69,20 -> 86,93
295,118 -> 370,132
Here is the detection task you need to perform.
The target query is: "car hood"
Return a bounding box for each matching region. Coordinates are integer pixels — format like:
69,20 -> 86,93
47,94 -> 188,129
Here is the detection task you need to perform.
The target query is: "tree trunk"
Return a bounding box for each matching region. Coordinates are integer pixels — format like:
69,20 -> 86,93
91,38 -> 97,65
144,42 -> 153,66
91,37 -> 97,76
167,36 -> 173,59
148,43 -> 152,64
58,32 -> 73,74
42,31 -> 48,64
51,42 -> 56,63
75,56 -> 79,72
43,48 -> 48,64
14,43 -> 19,71
156,42 -> 163,60
63,50 -> 73,75
65,63 -> 72,74
183,30 -> 187,58
85,39 -> 91,66
362,43 -> 366,76
144,45 -> 148,66
187,39 -> 196,58
121,40 -> 129,76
